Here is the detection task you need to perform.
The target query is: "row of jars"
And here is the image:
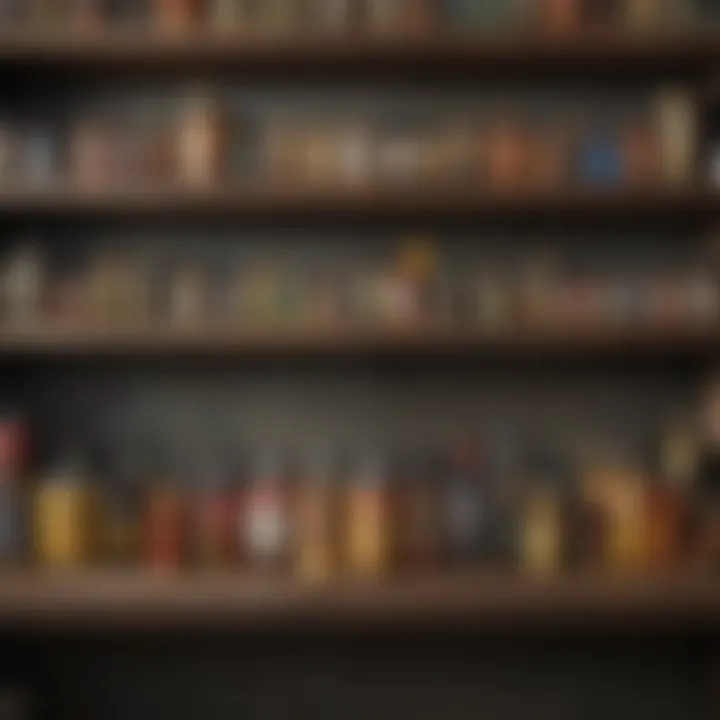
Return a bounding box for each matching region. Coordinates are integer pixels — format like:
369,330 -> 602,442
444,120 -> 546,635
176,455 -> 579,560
0,87 -> 697,190
2,418 -> 717,578
1,240 -> 717,330
0,0 -> 697,34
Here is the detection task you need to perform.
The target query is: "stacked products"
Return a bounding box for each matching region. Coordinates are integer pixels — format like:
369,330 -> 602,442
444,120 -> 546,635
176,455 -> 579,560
0,239 -> 716,333
0,88 -> 697,191
1,379 -> 720,579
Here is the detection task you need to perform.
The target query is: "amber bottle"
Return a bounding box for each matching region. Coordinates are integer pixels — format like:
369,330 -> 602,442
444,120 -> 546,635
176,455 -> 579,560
295,452 -> 338,584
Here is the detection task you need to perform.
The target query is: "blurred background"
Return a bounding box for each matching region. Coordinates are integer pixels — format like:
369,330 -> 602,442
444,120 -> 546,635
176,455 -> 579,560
0,1 -> 719,719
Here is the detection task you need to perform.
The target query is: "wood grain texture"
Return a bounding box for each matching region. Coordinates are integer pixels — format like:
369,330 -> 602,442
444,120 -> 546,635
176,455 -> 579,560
0,572 -> 718,630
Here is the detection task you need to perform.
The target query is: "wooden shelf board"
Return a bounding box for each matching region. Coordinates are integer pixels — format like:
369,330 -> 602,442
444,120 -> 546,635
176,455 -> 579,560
0,324 -> 716,357
0,185 -> 714,217
0,572 -> 718,630
0,30 -> 716,69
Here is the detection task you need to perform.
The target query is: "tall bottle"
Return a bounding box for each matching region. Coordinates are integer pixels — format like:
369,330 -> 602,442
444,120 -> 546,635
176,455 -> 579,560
345,453 -> 391,578
295,451 -> 338,584
443,438 -> 489,567
240,451 -> 291,572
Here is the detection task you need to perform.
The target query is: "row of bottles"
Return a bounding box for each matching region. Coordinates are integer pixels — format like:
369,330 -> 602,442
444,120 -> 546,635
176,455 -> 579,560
2,381 -> 720,579
0,87 -> 697,190
2,239 -> 716,331
0,0 -> 698,35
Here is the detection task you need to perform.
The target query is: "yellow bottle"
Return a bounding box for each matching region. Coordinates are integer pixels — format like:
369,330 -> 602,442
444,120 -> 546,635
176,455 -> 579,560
346,457 -> 389,578
34,461 -> 94,569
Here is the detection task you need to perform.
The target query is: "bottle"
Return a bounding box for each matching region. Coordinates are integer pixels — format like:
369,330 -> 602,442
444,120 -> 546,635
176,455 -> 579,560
0,243 -> 46,325
656,87 -> 696,186
295,451 -> 337,584
143,452 -> 186,572
443,438 -> 488,567
176,92 -> 226,188
398,450 -> 441,573
519,447 -> 566,575
346,453 -> 391,577
155,0 -> 202,32
241,451 -> 290,572
193,456 -> 235,569
34,450 -> 95,569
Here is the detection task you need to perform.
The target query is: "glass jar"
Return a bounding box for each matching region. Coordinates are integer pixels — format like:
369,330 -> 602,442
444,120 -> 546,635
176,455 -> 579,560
240,451 -> 290,571
346,454 -> 391,577
295,452 -> 337,583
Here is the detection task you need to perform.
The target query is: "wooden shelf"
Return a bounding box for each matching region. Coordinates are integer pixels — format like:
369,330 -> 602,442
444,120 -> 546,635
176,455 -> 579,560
0,324 -> 716,358
0,185 -> 714,219
0,30 -> 717,71
0,572 -> 718,630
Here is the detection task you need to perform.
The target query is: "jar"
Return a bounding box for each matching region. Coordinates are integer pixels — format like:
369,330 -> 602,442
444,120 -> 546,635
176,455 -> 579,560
623,124 -> 660,185
521,486 -> 563,575
486,121 -> 528,189
143,462 -> 185,572
0,244 -> 45,325
193,460 -> 235,568
475,271 -> 511,331
176,94 -> 226,187
578,131 -> 624,186
240,452 -> 290,571
257,0 -> 299,33
346,454 -> 391,577
22,129 -> 56,188
169,265 -> 207,327
295,452 -> 337,583
337,122 -> 374,188
656,88 -> 696,186
264,122 -> 306,184
71,121 -> 112,189
426,123 -> 474,183
542,0 -> 582,32
155,0 -> 202,32
377,127 -> 423,185
528,130 -> 569,187
242,265 -> 283,324
34,456 -> 95,569
443,439 -> 488,566
399,451 -> 441,572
